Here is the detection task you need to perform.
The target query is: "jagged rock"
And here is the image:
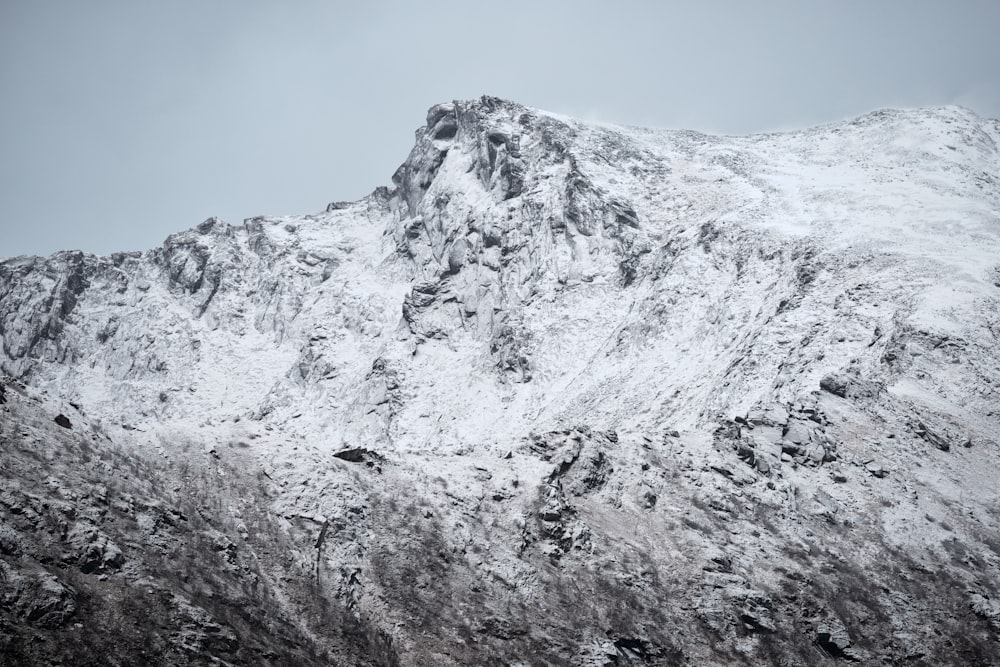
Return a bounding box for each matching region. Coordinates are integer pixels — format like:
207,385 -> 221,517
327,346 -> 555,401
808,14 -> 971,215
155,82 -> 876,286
812,488 -> 840,515
0,562 -> 77,628
865,460 -> 889,478
53,413 -> 71,429
780,441 -> 801,456
490,318 -> 533,382
63,521 -> 125,573
755,456 -> 771,474
171,594 -> 240,655
814,621 -> 855,659
446,238 -> 469,275
402,280 -> 439,323
539,505 -> 563,522
804,444 -> 826,466
784,420 -> 813,445
739,600 -> 777,633
914,421 -> 954,451
819,374 -> 849,397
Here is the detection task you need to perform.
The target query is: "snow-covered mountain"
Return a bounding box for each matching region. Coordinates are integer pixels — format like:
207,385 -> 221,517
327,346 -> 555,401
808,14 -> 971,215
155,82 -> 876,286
2,97 -> 999,665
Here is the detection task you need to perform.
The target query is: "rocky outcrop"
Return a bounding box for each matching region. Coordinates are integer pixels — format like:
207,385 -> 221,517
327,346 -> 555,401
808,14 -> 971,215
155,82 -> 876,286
0,562 -> 77,629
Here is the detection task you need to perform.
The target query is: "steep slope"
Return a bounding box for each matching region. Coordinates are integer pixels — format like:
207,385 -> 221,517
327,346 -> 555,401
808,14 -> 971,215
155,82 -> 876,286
2,97 -> 999,665
0,380 -> 398,666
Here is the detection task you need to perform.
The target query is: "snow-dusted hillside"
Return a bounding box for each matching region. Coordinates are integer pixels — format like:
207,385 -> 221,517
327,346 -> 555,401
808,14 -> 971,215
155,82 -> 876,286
2,97 -> 999,665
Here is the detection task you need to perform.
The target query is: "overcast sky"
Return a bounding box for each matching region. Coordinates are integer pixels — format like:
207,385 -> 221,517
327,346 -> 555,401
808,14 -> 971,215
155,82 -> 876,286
2,1 -> 999,258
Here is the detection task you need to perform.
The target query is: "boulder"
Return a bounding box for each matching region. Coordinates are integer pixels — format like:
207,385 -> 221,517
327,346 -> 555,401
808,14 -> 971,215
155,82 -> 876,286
446,238 -> 469,274
332,447 -> 386,469
784,420 -> 813,445
739,604 -> 776,633
865,461 -> 889,478
755,457 -> 771,474
753,424 -> 784,445
815,622 -> 853,658
915,422 -> 952,451
804,444 -> 826,466
819,374 -> 849,397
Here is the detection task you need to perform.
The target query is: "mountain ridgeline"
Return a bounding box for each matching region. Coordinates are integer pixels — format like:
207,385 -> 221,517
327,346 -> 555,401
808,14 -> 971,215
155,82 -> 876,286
2,97 -> 999,665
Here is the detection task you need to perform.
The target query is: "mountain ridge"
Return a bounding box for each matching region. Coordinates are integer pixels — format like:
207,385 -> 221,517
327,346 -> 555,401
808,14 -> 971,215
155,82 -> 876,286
2,97 -> 999,665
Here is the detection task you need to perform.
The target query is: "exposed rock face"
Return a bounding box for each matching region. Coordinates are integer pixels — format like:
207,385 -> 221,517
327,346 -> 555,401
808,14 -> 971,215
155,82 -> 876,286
0,562 -> 78,629
0,384 -> 380,665
1,98 -> 999,665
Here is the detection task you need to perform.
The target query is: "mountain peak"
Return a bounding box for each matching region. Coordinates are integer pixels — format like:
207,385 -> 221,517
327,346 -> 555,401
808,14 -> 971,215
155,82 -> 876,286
2,101 -> 999,665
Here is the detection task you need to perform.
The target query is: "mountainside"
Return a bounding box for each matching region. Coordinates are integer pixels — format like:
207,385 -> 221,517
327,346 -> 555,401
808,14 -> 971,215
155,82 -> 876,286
2,97 -> 999,665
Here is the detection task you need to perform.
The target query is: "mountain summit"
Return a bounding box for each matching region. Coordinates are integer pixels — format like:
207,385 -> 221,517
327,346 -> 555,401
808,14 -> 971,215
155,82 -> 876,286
2,97 -> 999,665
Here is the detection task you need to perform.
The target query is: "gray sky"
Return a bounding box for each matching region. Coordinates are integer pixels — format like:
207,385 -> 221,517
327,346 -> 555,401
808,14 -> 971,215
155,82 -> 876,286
2,0 -> 999,258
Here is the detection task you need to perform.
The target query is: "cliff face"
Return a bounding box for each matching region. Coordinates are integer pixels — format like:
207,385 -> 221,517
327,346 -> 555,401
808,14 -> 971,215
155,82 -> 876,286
2,97 -> 999,665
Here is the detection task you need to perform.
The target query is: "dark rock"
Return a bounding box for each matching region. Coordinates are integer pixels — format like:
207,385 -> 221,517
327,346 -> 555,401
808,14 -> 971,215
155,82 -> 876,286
780,441 -> 801,455
540,507 -> 562,522
709,464 -> 734,478
477,616 -> 528,640
865,461 -> 889,478
819,374 -> 849,397
446,238 -> 469,275
482,225 -> 502,248
211,531 -> 238,565
332,447 -> 385,469
814,622 -> 859,661
613,637 -> 657,661
739,605 -> 776,633
54,413 -> 72,429
401,280 -> 441,332
567,450 -> 610,496
915,422 -> 952,451
196,217 -> 220,234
